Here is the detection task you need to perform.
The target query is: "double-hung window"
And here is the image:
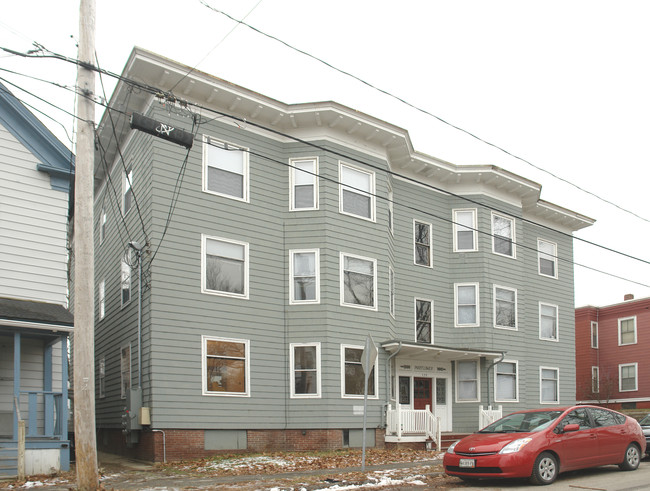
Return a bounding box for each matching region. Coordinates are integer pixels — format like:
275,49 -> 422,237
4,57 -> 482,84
341,345 -> 377,398
290,249 -> 319,304
591,321 -> 599,348
290,158 -> 318,210
492,212 -> 515,258
540,367 -> 559,404
123,168 -> 133,215
291,343 -> 321,398
203,336 -> 249,396
120,345 -> 131,399
340,253 -> 377,310
538,239 -> 557,278
339,162 -> 375,221
99,279 -> 106,319
494,285 -> 517,330
453,209 -> 477,252
539,303 -> 558,341
415,298 -> 433,344
388,266 -> 395,318
387,186 -> 394,235
495,361 -> 518,402
618,317 -> 636,345
591,366 -> 599,393
619,363 -> 638,392
121,253 -> 131,307
455,283 -> 479,327
202,235 -> 249,298
456,360 -> 478,402
100,208 -> 107,244
414,220 -> 432,267
99,357 -> 106,398
203,136 -> 249,201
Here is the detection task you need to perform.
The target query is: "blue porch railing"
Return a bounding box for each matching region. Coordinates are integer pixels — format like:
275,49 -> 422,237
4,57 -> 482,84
16,391 -> 65,439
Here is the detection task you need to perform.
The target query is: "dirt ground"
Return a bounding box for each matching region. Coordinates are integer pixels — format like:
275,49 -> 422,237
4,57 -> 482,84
0,448 -> 470,490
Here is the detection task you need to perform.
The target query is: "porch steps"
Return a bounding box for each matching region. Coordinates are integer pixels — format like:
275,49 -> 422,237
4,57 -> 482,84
0,446 -> 18,478
439,433 -> 471,451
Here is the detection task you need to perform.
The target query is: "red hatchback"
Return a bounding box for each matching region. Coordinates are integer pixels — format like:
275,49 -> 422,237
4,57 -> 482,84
443,405 -> 646,485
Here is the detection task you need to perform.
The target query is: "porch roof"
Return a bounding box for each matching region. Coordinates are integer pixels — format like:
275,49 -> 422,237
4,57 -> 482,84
0,297 -> 73,333
381,340 -> 505,363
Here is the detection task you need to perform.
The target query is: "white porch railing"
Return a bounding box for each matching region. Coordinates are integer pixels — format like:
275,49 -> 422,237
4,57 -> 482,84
386,405 -> 440,451
479,405 -> 503,429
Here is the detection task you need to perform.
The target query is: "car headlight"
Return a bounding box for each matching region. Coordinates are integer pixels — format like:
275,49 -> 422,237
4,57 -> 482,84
499,437 -> 533,454
446,441 -> 458,454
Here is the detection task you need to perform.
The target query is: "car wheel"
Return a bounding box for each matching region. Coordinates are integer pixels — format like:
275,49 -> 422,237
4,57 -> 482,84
530,451 -> 558,485
619,443 -> 641,471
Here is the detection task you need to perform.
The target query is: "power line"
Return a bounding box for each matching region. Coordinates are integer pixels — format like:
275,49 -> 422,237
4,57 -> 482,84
197,2 -> 650,226
3,48 -> 649,284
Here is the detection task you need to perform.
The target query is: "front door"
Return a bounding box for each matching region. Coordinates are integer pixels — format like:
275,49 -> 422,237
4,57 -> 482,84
413,377 -> 432,410
435,377 -> 451,431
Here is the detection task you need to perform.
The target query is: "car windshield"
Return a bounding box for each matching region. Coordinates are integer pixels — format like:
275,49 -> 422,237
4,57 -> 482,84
479,410 -> 563,433
639,414 -> 650,426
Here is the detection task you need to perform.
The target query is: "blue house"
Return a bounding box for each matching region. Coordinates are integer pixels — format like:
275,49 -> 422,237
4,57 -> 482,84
0,82 -> 74,477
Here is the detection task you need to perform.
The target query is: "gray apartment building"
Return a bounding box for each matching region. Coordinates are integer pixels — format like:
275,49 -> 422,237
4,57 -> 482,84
90,48 -> 594,461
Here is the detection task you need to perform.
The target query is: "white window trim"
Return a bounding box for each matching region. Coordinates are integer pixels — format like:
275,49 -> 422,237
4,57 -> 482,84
491,212 -> 516,258
122,168 -> 133,216
454,282 -> 480,327
619,362 -> 638,392
591,366 -> 599,393
120,344 -> 131,400
414,297 -> 434,344
591,321 -> 599,349
341,344 -> 378,399
201,335 -> 251,397
99,279 -> 106,320
539,366 -> 559,404
121,252 -> 132,309
452,208 -> 478,252
413,220 -> 433,268
339,252 -> 378,311
289,157 -> 319,211
201,234 -> 250,299
202,135 -> 250,203
455,359 -> 480,403
537,238 -> 558,279
338,162 -> 376,222
289,249 -> 320,305
100,208 -> 106,244
290,342 -> 321,398
539,302 -> 559,342
388,265 -> 395,319
494,360 -> 519,403
617,316 -> 637,346
98,356 -> 106,399
388,186 -> 394,236
493,284 -> 518,330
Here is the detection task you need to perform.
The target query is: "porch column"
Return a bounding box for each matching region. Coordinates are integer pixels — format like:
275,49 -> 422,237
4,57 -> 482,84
60,335 -> 69,440
13,331 -> 20,440
44,341 -> 53,436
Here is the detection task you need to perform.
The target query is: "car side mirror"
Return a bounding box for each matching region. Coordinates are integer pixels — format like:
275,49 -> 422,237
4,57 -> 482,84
562,423 -> 580,433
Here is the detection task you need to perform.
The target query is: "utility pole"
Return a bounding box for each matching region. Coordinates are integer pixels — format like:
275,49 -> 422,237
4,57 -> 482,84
73,0 -> 98,488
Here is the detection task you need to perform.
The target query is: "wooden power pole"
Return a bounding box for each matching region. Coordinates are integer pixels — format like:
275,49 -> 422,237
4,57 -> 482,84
73,0 -> 99,488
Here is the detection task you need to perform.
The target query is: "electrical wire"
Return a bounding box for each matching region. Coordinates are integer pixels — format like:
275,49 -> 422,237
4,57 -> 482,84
2,47 -> 649,286
197,2 -> 650,226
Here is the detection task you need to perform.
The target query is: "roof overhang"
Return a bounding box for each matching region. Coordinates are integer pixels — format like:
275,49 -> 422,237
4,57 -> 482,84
381,340 -> 505,363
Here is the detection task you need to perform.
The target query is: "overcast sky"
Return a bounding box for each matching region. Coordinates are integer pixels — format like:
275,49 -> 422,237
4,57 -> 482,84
2,0 -> 649,307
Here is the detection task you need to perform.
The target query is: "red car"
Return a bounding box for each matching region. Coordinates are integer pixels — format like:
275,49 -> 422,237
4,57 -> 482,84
443,405 -> 646,485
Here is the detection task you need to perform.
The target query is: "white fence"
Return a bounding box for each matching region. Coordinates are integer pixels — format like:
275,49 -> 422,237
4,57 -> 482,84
386,405 -> 440,450
479,405 -> 503,429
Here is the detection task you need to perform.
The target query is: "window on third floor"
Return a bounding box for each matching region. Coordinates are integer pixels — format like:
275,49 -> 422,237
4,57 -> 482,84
453,209 -> 477,252
492,212 -> 515,258
538,239 -> 558,278
414,220 -> 432,267
339,162 -> 375,221
203,136 -> 249,202
289,158 -> 318,210
618,317 -> 637,345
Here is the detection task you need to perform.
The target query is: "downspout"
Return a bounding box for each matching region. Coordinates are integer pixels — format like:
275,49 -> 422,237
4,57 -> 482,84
485,352 -> 506,407
383,342 -> 402,426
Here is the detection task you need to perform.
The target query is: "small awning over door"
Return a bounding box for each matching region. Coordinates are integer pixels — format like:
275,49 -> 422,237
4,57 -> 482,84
381,340 -> 504,363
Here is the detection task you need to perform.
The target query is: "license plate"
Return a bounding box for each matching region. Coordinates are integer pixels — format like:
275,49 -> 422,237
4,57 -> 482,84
459,459 -> 475,468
